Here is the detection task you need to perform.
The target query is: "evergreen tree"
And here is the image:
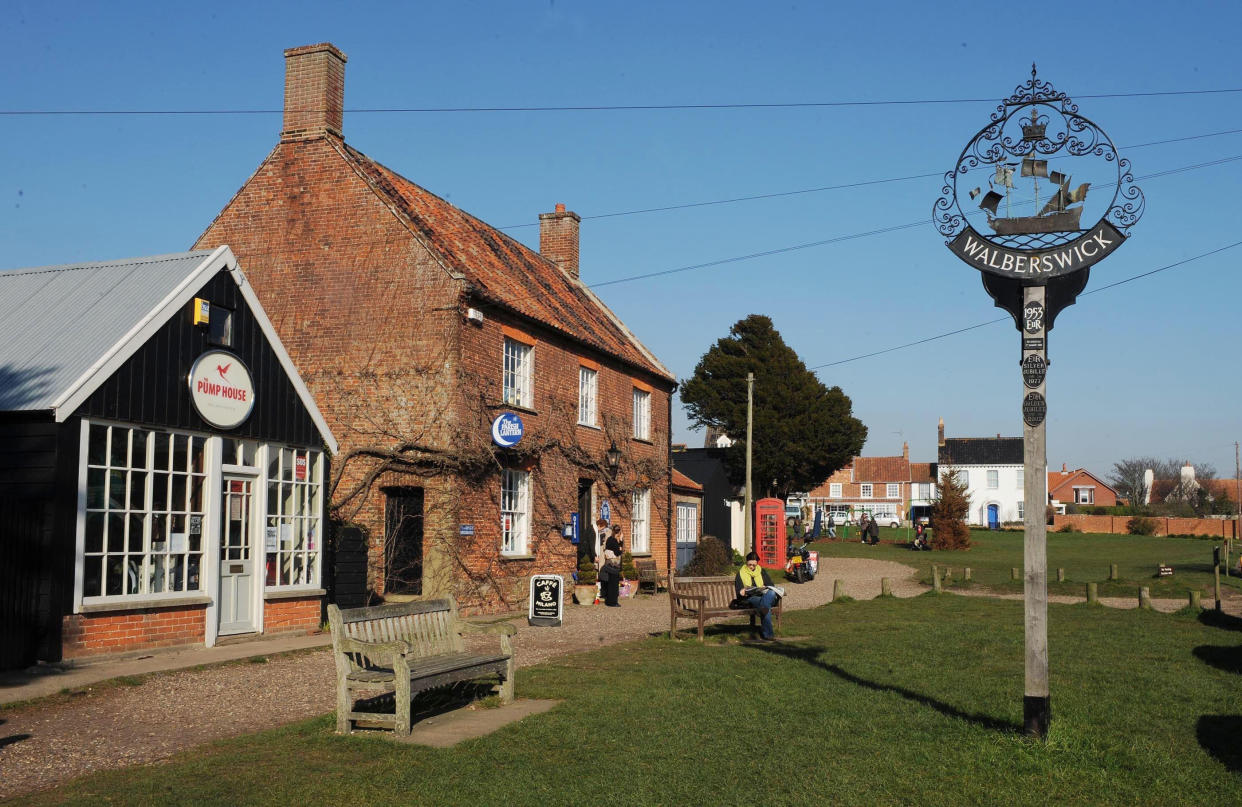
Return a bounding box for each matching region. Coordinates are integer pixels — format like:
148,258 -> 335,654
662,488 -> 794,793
680,314 -> 867,499
931,469 -> 971,550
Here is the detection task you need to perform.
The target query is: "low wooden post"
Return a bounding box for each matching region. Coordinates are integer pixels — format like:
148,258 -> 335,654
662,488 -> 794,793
1189,590 -> 1201,611
832,579 -> 844,601
1139,586 -> 1152,610
1109,564 -> 1118,581
1086,582 -> 1098,605
944,568 -> 953,585
933,566 -> 943,592
964,567 -> 972,582
1056,568 -> 1065,582
1011,567 -> 1020,581
881,577 -> 892,597
1215,565 -> 1222,612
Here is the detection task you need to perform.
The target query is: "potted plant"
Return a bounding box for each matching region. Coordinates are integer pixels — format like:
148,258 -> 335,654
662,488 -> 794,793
574,555 -> 597,605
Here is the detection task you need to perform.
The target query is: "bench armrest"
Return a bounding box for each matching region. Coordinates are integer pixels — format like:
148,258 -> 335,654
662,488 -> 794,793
337,635 -> 410,662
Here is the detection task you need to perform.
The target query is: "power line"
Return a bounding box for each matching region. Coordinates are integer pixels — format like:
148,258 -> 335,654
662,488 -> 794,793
4,87 -> 1242,116
809,239 -> 1242,370
583,153 -> 1242,290
497,126 -> 1242,230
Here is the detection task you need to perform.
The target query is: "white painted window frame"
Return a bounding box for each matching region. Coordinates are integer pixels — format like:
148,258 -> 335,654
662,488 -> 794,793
632,388 -> 651,440
503,338 -> 533,409
501,469 -> 530,555
578,366 -> 598,427
631,488 -> 651,553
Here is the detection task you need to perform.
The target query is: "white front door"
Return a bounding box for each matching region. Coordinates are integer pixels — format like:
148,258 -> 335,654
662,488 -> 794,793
218,476 -> 256,635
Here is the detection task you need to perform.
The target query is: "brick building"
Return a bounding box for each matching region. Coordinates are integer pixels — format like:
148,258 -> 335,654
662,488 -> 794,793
194,44 -> 675,612
805,443 -> 919,527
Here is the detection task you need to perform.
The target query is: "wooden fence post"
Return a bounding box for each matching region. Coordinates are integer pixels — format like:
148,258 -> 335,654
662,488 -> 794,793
933,566 -> 942,592
832,579 -> 844,601
881,577 -> 892,597
1011,567 -> 1020,581
964,567 -> 972,582
1139,587 -> 1152,610
1189,590 -> 1201,611
1056,568 -> 1065,582
1086,582 -> 1098,605
944,568 -> 953,585
1109,564 -> 1118,581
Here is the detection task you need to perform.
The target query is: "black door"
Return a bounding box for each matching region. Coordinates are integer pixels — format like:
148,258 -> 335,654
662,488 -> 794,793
577,480 -> 595,563
383,488 -> 423,595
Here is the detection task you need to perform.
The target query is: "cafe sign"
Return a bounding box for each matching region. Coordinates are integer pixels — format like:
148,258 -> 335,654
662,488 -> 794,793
188,351 -> 255,429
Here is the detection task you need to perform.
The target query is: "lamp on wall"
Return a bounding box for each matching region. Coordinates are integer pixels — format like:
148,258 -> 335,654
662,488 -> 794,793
605,441 -> 622,474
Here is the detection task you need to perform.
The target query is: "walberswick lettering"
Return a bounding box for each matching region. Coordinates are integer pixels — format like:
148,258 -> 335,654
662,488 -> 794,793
948,221 -> 1125,281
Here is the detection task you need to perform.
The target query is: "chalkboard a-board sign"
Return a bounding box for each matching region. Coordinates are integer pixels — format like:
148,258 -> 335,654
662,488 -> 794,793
528,575 -> 564,627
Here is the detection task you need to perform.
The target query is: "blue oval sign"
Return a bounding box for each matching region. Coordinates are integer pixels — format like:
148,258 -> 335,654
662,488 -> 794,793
491,412 -> 524,447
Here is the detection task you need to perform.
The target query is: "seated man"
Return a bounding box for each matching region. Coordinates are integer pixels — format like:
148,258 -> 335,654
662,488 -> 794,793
735,551 -> 780,640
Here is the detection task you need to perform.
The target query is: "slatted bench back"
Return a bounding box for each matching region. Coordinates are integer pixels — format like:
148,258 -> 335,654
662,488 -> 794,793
673,576 -> 735,612
336,599 -> 463,665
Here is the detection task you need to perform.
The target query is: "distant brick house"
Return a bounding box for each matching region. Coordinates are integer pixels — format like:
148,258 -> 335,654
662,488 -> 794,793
194,44 -> 676,612
1047,464 -> 1119,508
806,443 -> 922,527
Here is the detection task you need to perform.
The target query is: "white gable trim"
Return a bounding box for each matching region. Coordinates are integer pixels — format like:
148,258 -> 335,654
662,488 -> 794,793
51,247 -> 338,455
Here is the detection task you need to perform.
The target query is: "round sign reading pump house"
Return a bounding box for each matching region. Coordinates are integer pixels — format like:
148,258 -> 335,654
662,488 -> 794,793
491,412 -> 524,447
187,351 -> 256,429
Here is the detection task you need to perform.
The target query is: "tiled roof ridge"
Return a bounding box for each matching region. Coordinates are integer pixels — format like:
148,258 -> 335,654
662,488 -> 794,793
2,250 -> 215,278
337,142 -> 674,383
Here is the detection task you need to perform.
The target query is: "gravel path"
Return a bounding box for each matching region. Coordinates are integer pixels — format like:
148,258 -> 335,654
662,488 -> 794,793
2,555 -> 1234,799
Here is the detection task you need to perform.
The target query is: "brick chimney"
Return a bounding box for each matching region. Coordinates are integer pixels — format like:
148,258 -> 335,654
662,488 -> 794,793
539,203 -> 581,279
937,417 -> 945,447
902,441 -> 909,461
282,43 -> 347,141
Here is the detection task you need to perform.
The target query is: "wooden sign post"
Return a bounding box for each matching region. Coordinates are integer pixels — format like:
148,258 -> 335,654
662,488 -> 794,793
934,66 -> 1144,740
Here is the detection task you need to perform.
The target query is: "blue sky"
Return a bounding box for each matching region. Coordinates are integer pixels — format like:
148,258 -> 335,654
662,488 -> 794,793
3,1 -> 1240,481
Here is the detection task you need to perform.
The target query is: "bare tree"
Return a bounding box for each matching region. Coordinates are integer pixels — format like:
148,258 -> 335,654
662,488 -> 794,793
1109,458 -> 1158,511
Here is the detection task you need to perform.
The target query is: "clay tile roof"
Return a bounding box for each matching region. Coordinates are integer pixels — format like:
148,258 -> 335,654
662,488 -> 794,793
852,456 -> 910,482
671,468 -> 703,492
341,144 -> 673,383
910,462 -> 935,484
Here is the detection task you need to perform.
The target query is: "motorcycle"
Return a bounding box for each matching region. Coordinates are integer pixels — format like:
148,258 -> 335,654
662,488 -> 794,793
784,536 -> 816,583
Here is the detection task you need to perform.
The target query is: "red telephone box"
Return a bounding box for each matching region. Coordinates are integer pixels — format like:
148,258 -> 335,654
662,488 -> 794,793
754,498 -> 787,568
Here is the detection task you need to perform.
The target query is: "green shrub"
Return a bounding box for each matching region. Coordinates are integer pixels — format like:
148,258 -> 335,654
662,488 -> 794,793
683,536 -> 734,576
731,549 -> 745,566
1127,516 -> 1157,536
1057,523 -> 1077,533
576,554 -> 597,586
620,551 -> 637,580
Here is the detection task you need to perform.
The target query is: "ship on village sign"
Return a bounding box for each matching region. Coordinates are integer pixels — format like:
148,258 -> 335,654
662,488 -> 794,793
934,65 -> 1145,283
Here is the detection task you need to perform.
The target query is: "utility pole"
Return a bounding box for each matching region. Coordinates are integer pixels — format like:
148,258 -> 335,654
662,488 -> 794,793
744,372 -> 754,554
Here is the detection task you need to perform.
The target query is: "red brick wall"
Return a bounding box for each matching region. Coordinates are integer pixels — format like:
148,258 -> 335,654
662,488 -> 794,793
1053,514 -> 1238,537
263,596 -> 322,634
452,312 -> 672,612
195,136 -> 462,599
195,136 -> 674,615
62,605 -> 207,660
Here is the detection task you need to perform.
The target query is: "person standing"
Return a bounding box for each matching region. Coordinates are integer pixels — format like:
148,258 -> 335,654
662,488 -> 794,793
858,513 -> 870,544
867,516 -> 880,546
826,513 -> 837,540
600,526 -> 624,606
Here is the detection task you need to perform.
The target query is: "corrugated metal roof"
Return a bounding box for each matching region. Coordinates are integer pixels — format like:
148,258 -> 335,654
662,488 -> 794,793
0,251 -> 216,412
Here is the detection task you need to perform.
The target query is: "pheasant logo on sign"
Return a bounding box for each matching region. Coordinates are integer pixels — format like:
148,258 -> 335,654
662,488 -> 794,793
188,351 -> 256,429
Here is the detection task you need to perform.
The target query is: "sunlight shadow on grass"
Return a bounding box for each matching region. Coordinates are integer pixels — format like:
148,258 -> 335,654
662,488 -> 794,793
1198,611 -> 1242,633
1196,715 -> 1242,772
750,640 -> 1021,734
1192,645 -> 1242,675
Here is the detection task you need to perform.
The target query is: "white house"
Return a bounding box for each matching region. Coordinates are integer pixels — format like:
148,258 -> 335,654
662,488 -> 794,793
937,419 -> 1029,527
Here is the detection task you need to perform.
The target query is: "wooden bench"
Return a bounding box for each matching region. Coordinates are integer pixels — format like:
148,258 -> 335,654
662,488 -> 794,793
327,599 -> 516,736
669,575 -> 782,642
634,558 -> 667,594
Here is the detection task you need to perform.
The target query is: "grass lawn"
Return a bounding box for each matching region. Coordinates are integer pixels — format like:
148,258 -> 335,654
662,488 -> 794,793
12,595 -> 1242,806
815,528 -> 1242,599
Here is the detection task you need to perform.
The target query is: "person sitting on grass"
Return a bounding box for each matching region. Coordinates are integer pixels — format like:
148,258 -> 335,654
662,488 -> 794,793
735,551 -> 779,641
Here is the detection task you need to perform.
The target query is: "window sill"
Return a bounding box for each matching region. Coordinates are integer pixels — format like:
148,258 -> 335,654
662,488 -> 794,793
577,422 -> 600,430
630,437 -> 653,445
79,594 -> 212,614
501,554 -> 536,562
500,403 -> 538,416
628,552 -> 652,558
264,588 -> 326,601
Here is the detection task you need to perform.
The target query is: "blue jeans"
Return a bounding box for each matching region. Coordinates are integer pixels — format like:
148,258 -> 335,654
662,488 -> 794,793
746,589 -> 779,638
